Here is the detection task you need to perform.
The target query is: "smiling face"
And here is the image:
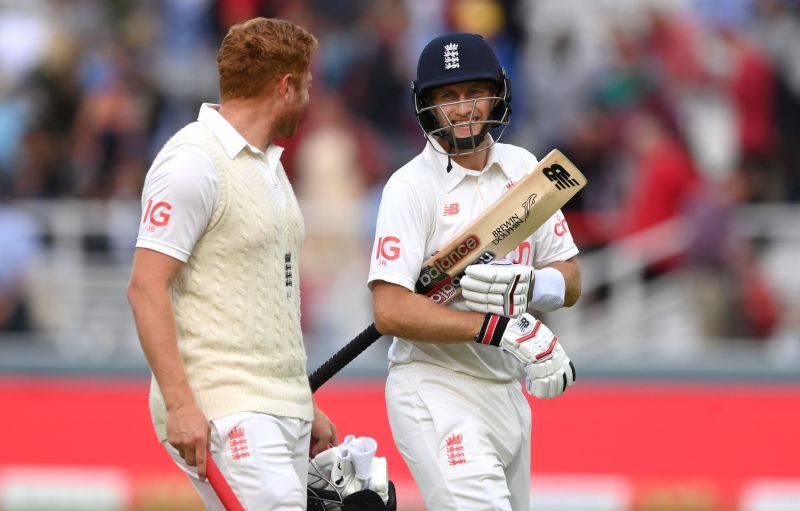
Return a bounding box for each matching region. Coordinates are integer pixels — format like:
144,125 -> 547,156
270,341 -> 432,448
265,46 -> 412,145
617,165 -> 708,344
427,81 -> 497,143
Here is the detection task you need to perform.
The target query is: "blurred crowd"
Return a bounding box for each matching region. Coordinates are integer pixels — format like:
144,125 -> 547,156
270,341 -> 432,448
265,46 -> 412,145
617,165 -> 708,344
1,0 -> 799,343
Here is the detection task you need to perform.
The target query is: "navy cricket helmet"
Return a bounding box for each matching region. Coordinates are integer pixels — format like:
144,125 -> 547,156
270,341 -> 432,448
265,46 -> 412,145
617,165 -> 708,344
412,33 -> 512,155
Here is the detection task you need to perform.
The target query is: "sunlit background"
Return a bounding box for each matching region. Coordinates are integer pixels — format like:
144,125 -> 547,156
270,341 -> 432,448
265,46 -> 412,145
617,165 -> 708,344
1,0 -> 799,510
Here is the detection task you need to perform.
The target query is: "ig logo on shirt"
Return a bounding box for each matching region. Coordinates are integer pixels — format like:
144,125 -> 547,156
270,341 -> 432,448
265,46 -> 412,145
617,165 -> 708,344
375,236 -> 401,266
143,199 -> 173,231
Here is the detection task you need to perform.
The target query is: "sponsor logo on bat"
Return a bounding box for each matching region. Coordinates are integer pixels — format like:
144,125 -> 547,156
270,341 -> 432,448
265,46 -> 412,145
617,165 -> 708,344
422,251 -> 496,302
543,163 -> 580,190
432,235 -> 480,273
428,277 -> 459,304
416,235 -> 480,292
491,194 -> 536,246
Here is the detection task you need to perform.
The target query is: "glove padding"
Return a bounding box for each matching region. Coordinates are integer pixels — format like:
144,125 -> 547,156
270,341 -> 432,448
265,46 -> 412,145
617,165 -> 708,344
461,261 -> 533,317
475,312 -> 576,398
525,345 -> 576,399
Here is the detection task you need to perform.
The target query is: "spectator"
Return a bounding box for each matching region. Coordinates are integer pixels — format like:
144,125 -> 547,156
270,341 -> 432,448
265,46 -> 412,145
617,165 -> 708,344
0,187 -> 42,332
616,112 -> 701,273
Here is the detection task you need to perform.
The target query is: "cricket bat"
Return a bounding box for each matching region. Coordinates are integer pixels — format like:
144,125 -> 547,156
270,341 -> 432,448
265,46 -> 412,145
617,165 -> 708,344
414,148 -> 587,304
207,149 -> 586,510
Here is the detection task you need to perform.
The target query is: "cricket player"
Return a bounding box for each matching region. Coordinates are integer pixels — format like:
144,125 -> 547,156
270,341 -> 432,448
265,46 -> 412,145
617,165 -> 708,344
127,18 -> 337,510
368,33 -> 581,510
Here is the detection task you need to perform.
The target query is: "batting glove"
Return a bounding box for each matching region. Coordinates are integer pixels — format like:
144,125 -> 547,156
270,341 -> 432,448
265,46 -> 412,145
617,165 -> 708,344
461,261 -> 533,317
475,312 -> 576,398
524,345 -> 576,399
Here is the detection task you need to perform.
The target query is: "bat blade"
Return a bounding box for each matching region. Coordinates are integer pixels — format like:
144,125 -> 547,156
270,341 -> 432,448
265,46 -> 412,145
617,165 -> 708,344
415,149 -> 587,304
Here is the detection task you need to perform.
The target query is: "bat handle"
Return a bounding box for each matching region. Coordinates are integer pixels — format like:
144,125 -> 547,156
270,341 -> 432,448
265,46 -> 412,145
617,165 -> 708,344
308,323 -> 382,392
207,455 -> 245,511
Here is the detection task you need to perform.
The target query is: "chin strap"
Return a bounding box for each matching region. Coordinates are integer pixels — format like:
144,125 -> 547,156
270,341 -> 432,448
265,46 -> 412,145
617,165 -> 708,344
446,155 -> 452,173
453,132 -> 486,150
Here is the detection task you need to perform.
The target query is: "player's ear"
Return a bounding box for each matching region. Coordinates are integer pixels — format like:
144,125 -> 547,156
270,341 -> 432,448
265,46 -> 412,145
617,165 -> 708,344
277,73 -> 293,101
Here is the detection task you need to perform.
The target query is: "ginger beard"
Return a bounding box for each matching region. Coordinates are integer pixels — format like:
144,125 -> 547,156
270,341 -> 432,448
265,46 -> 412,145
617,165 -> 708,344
273,72 -> 311,139
273,104 -> 304,139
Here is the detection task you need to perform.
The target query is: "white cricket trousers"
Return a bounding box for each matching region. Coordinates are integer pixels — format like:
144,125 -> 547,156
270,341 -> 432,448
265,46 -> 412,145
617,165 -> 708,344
163,411 -> 312,510
386,361 -> 532,511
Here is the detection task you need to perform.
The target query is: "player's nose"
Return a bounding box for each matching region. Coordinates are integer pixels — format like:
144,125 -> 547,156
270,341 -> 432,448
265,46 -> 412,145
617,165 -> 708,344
453,99 -> 476,119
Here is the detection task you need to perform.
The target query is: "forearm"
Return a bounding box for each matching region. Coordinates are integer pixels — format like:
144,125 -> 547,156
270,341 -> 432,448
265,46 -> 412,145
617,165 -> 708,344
373,283 -> 484,342
128,284 -> 195,410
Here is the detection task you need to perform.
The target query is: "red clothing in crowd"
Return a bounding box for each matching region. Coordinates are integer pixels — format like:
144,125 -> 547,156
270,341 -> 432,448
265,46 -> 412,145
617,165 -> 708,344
618,137 -> 700,238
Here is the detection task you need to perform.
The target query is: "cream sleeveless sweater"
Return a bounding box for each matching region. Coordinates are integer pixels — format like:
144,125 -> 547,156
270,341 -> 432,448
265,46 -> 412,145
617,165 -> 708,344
149,122 -> 313,440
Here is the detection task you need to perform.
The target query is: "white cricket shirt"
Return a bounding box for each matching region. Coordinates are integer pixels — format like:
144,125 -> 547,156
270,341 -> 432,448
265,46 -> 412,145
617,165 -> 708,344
368,137 -> 579,381
136,103 -> 287,262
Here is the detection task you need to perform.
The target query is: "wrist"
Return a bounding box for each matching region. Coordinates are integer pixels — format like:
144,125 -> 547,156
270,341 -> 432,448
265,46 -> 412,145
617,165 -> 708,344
474,313 -> 509,347
161,382 -> 197,411
530,267 -> 566,312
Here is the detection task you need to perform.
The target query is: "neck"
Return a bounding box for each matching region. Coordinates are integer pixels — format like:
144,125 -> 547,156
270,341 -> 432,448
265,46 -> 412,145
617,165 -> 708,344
453,151 -> 489,171
218,97 -> 278,152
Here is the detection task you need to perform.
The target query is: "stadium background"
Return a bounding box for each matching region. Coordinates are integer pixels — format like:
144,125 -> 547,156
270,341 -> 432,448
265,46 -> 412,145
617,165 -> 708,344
1,0 -> 799,509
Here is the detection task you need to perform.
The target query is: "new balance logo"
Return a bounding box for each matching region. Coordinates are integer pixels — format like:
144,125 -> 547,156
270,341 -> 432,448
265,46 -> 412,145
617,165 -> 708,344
543,164 -> 580,190
443,203 -> 460,216
444,43 -> 460,69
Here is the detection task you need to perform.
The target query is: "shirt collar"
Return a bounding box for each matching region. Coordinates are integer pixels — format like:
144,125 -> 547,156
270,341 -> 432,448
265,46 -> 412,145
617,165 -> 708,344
264,143 -> 285,174
198,103 -> 265,160
421,136 -> 512,192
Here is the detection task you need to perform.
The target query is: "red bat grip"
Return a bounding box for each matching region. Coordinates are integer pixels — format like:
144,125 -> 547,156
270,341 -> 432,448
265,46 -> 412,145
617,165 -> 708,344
207,455 -> 245,511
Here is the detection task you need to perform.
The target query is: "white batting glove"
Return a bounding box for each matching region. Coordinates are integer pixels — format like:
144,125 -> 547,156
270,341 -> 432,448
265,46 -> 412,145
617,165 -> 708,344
524,345 -> 576,399
461,261 -> 533,317
474,312 -> 576,398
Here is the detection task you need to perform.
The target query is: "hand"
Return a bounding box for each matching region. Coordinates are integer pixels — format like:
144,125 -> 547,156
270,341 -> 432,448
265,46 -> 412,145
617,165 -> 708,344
310,404 -> 339,457
524,343 -> 576,399
474,312 -> 576,398
461,261 -> 533,317
165,401 -> 211,479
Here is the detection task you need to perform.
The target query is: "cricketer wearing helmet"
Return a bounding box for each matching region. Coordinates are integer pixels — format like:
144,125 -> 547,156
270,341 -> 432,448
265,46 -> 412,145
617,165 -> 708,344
368,33 -> 582,510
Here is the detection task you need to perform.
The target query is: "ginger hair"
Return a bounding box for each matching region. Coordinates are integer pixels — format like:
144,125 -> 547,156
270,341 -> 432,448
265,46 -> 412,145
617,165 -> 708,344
217,17 -> 318,101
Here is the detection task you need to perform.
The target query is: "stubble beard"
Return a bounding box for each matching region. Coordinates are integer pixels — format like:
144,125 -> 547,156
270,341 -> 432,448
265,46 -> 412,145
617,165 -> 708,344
274,107 -> 303,139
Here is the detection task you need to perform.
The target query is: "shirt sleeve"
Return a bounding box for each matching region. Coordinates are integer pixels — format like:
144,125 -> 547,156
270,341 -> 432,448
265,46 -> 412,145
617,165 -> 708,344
531,209 -> 580,268
135,145 -> 218,262
367,177 -> 432,292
